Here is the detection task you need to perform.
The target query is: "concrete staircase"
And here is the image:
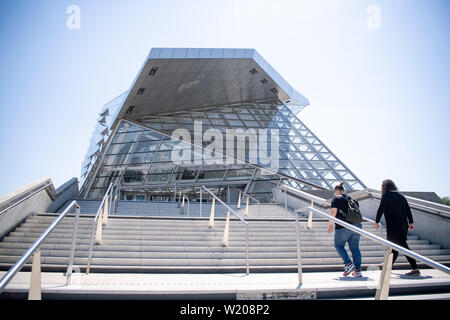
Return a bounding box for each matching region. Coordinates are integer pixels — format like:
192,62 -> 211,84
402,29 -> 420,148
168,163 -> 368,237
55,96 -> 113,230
1,204 -> 449,273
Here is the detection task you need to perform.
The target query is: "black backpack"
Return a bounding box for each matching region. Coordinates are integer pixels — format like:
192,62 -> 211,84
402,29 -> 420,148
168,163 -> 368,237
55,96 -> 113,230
339,195 -> 364,224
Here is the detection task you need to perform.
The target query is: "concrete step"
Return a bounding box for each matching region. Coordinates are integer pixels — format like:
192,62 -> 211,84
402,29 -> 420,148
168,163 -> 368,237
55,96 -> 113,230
1,247 -> 449,260
12,224 -> 388,236
1,211 -> 449,274
0,241 -> 441,252
20,219 -> 383,229
7,232 -> 423,245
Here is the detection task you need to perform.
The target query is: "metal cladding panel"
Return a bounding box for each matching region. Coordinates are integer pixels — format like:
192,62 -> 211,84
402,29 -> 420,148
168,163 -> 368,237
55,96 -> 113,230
114,48 -> 309,121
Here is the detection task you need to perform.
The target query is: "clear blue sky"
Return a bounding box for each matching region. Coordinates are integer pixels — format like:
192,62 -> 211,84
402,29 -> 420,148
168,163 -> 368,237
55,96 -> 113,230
0,0 -> 449,198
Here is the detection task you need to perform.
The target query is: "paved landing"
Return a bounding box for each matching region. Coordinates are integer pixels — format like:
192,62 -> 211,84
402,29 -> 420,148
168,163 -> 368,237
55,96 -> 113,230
1,269 -> 449,299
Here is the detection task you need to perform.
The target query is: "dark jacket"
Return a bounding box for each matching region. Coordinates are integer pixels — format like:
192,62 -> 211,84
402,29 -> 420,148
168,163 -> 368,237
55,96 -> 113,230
376,191 -> 413,241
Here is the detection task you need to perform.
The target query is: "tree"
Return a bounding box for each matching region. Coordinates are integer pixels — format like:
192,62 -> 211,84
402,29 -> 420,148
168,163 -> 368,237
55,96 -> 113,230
442,197 -> 450,206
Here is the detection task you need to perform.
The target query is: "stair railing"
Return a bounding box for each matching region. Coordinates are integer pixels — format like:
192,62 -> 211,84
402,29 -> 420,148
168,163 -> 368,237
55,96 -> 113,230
85,182 -> 115,274
276,185 -> 380,228
230,186 -> 260,217
0,200 -> 80,299
294,205 -> 450,300
202,186 -> 250,275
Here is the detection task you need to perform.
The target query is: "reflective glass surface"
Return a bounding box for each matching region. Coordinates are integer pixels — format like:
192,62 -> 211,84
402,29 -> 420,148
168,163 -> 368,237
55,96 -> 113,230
81,99 -> 365,199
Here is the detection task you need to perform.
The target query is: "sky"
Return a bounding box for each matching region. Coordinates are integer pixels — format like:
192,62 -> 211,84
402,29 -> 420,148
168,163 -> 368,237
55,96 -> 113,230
0,0 -> 449,198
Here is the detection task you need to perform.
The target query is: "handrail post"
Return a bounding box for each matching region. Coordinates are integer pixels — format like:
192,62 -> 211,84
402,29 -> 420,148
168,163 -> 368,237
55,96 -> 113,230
28,249 -> 41,300
295,212 -> 303,285
306,200 -> 314,230
103,194 -> 109,226
209,198 -> 215,228
222,210 -> 230,247
66,205 -> 81,286
257,202 -> 260,217
246,225 -> 250,275
244,196 -> 249,217
181,195 -> 185,215
284,189 -> 288,215
95,205 -> 103,245
375,247 -> 393,300
237,192 -> 241,209
187,196 -> 190,217
200,187 -> 202,217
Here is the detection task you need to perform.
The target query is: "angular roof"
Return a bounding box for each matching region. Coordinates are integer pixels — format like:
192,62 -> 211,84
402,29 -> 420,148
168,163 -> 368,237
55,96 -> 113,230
115,48 -> 310,121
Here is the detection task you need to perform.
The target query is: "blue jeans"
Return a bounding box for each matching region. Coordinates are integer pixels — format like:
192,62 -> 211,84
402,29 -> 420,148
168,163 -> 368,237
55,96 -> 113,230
334,223 -> 362,269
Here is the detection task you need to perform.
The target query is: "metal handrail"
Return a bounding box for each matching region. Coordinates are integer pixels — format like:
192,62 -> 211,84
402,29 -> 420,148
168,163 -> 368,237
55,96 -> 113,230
277,185 -> 377,224
294,206 -> 450,289
0,181 -> 54,217
202,186 -> 249,274
85,182 -> 114,274
0,200 -> 80,292
366,190 -> 450,219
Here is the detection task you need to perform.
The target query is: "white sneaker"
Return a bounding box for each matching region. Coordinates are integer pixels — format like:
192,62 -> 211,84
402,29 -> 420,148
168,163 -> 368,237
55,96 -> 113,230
343,262 -> 355,276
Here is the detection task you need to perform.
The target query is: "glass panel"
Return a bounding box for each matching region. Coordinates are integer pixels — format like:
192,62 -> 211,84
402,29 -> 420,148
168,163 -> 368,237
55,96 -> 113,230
224,168 -> 254,181
112,132 -> 140,144
227,119 -> 243,126
117,122 -> 142,133
198,170 -> 226,181
244,120 -> 260,128
107,143 -> 134,155
134,141 -> 160,153
153,150 -> 172,162
129,152 -> 156,164
140,130 -> 162,141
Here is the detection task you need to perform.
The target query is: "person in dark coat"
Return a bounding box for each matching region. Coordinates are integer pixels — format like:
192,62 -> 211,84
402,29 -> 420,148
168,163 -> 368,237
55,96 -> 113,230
375,179 -> 420,276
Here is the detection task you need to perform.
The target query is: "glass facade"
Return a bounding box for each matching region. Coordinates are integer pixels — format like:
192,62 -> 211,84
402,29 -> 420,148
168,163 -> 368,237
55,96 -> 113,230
80,92 -> 128,188
80,99 -> 365,200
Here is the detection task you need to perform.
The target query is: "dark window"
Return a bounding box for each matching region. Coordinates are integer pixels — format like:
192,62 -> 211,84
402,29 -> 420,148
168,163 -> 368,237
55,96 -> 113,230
149,67 -> 158,75
125,105 -> 135,114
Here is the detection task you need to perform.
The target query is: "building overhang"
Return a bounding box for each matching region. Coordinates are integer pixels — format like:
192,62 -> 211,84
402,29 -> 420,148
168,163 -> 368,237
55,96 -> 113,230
115,48 -> 310,121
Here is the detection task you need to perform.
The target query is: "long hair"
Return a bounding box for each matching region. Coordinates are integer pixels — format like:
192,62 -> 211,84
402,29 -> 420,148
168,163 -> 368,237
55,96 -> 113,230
381,179 -> 398,194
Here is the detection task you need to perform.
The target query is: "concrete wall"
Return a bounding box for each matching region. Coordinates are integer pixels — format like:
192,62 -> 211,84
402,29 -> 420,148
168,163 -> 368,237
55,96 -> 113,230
47,178 -> 79,213
0,178 -> 57,240
273,187 -> 329,216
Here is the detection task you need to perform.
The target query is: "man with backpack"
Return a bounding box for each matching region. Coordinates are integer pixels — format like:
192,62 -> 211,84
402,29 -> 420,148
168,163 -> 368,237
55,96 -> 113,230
328,182 -> 364,277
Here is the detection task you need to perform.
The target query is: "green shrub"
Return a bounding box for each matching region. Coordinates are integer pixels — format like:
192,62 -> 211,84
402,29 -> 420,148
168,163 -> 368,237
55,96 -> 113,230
442,197 -> 450,206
